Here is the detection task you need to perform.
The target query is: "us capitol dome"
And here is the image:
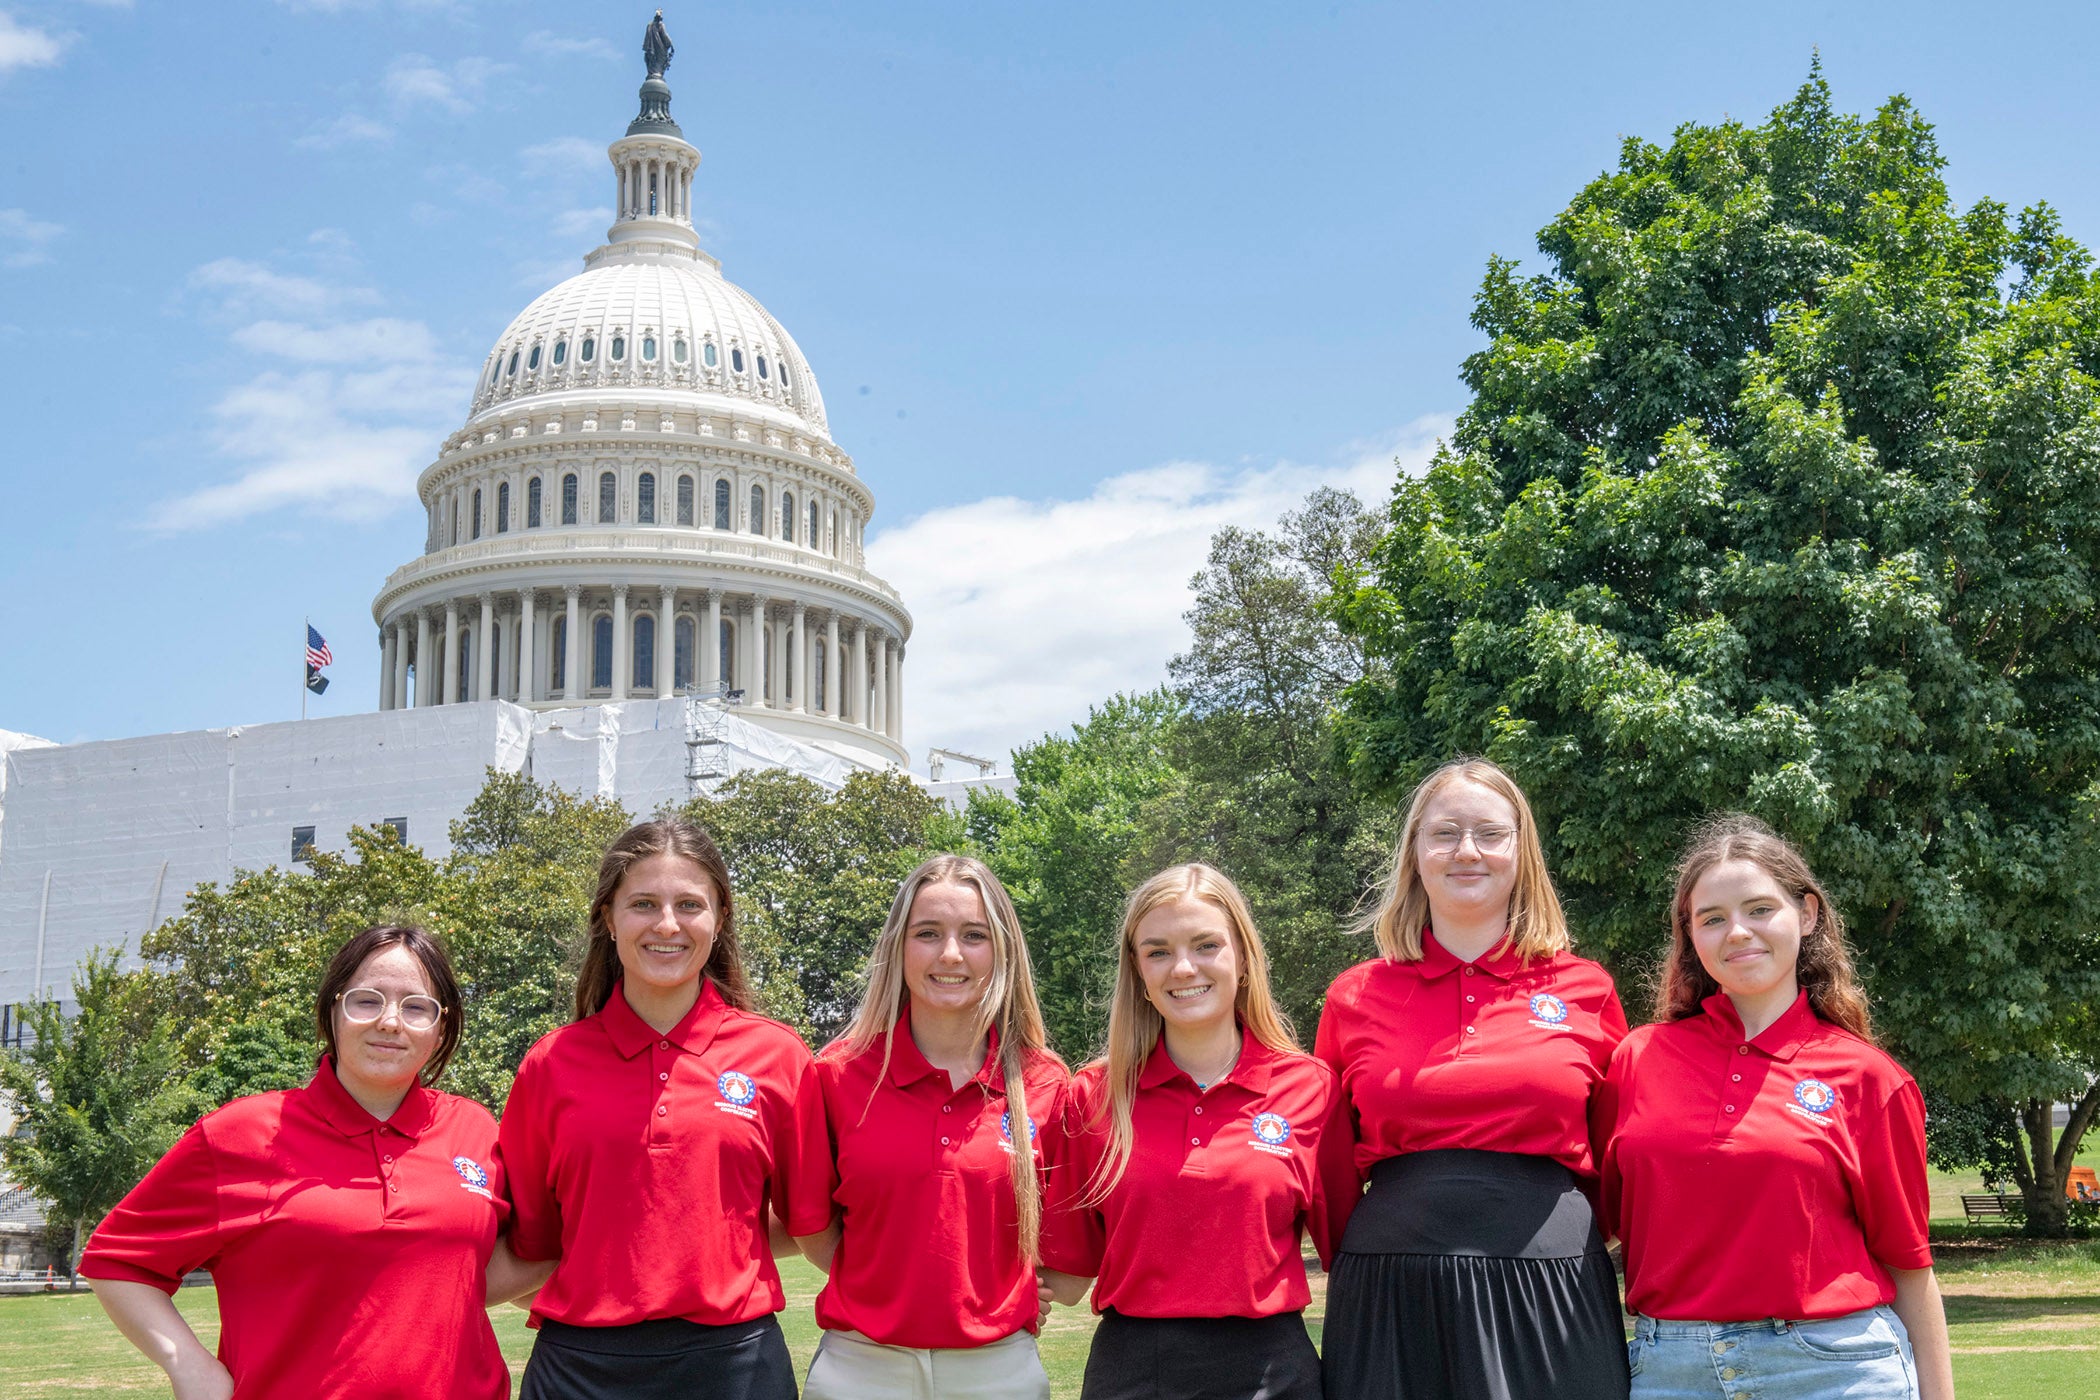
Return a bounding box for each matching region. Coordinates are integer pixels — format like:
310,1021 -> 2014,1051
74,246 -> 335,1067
370,20 -> 910,768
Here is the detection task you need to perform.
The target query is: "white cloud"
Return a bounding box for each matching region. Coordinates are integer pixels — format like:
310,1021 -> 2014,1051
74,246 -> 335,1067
0,12 -> 69,73
151,259 -> 467,530
189,257 -> 372,317
868,417 -> 1451,765
296,112 -> 392,149
524,31 -> 617,62
0,207 -> 61,267
521,136 -> 604,177
384,53 -> 505,114
552,207 -> 610,239
231,317 -> 439,364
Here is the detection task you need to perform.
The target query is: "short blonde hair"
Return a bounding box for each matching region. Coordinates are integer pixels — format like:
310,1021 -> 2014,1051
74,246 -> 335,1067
1359,757 -> 1569,963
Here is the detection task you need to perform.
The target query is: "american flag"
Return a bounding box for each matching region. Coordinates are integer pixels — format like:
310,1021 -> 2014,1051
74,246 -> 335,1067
306,624 -> 334,670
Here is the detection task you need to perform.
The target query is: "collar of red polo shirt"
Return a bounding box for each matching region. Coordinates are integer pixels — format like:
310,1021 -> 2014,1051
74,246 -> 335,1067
1136,1022 -> 1280,1092
1413,926 -> 1529,981
1701,987 -> 1819,1062
308,1055 -> 438,1138
599,977 -> 729,1058
881,1004 -> 1008,1092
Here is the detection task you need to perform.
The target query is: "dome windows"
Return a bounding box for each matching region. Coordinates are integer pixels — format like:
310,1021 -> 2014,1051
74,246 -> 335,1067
714,478 -> 731,529
673,338 -> 688,364
642,335 -> 658,362
506,350 -> 520,376
527,476 -> 543,528
561,472 -> 579,525
552,339 -> 567,367
757,354 -> 769,380
598,471 -> 617,523
781,491 -> 795,541
527,345 -> 541,371
731,347 -> 745,374
471,488 -> 483,540
581,336 -> 596,363
677,474 -> 695,526
779,361 -> 791,390
808,500 -> 819,547
496,482 -> 511,533
703,341 -> 718,368
611,335 -> 627,362
638,472 -> 657,524
748,484 -> 763,533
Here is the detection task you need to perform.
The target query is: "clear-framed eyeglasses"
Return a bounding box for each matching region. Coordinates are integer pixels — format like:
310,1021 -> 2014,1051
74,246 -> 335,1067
1422,823 -> 1518,856
337,987 -> 445,1031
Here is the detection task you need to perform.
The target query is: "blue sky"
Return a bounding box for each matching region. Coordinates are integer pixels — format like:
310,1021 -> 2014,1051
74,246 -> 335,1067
4,1 -> 2098,763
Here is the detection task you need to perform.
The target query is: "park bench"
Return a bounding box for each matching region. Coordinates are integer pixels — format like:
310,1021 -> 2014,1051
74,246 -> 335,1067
1960,1193 -> 2021,1222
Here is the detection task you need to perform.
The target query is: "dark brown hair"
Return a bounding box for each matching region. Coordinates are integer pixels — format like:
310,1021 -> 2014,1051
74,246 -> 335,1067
314,924 -> 465,1086
574,819 -> 757,1020
1659,813 -> 1873,1039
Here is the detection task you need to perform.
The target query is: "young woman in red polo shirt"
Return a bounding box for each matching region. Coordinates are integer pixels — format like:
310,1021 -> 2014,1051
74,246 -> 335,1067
498,819 -> 834,1400
798,854 -> 1067,1400
1596,815 -> 1954,1400
1037,862 -> 1342,1400
81,924 -> 536,1400
1315,757 -> 1630,1400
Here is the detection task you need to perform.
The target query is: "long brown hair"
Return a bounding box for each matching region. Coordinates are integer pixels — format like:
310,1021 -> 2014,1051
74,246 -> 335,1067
1084,864 -> 1299,1206
1659,813 -> 1873,1039
1358,757 -> 1570,963
574,819 -> 757,1021
836,855 -> 1058,1258
315,924 -> 464,1087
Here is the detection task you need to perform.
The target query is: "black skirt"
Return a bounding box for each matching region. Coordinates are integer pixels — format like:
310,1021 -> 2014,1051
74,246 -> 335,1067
520,1316 -> 797,1400
1082,1309 -> 1321,1400
1321,1150 -> 1629,1400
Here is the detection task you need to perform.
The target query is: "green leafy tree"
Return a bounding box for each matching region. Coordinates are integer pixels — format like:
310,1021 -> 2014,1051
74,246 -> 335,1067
1334,69 -> 2100,1231
0,952 -> 201,1273
1140,489 -> 1396,1035
983,691 -> 1183,1059
684,768 -> 954,1045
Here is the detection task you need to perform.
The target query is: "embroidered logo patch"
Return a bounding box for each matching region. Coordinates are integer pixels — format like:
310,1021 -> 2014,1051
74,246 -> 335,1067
1792,1078 -> 1838,1116
1251,1112 -> 1292,1148
1527,992 -> 1572,1030
452,1155 -> 493,1199
714,1070 -> 760,1119
999,1110 -> 1038,1143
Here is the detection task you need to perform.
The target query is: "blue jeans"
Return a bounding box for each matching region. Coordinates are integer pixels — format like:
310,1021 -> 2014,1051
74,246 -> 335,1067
1629,1307 -> 1919,1400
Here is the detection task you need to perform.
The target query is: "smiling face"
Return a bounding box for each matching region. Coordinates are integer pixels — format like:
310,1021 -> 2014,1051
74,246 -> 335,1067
1687,857 -> 1815,1004
330,942 -> 442,1100
1412,778 -> 1521,927
1133,895 -> 1240,1035
901,879 -> 996,1019
609,852 -> 721,998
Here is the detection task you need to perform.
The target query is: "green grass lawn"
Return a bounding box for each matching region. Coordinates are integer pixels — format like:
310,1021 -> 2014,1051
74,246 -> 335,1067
4,1230 -> 2094,1397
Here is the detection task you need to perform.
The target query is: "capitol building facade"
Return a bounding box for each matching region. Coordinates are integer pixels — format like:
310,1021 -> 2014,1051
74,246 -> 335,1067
0,28 -> 947,1012
372,52 -> 908,767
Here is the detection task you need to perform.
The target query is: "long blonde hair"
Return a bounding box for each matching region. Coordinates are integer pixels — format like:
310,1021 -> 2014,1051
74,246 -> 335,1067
835,854 -> 1058,1258
1660,813 -> 1873,1039
1084,863 -> 1300,1205
1358,757 -> 1569,963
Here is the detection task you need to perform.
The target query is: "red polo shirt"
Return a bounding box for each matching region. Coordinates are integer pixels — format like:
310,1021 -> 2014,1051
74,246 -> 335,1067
1039,1033 -> 1342,1319
1596,990 -> 1932,1320
1314,936 -> 1627,1250
79,1059 -> 508,1400
499,978 -> 834,1328
814,1010 -> 1069,1348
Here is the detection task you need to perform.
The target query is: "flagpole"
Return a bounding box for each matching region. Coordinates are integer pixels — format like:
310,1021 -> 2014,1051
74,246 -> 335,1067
302,616 -> 309,722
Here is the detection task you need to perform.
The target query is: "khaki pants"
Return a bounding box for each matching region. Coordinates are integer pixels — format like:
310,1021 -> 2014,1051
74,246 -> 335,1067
803,1328 -> 1051,1400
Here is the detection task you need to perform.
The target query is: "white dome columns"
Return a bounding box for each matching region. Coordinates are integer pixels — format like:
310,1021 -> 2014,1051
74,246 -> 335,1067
607,132 -> 702,256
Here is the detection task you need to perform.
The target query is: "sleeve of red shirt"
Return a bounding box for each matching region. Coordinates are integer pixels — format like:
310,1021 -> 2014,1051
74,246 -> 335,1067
1035,1083 -> 1105,1279
1311,987 -> 1363,1255
77,1119 -> 222,1293
1595,982 -> 1631,1057
497,1046 -> 564,1262
1590,1039 -> 1634,1243
771,1045 -> 837,1238
1307,1064 -> 1354,1268
1852,1075 -> 1933,1271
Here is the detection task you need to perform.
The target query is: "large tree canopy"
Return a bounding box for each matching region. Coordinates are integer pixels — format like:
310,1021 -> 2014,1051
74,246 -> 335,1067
1335,69 -> 2100,1229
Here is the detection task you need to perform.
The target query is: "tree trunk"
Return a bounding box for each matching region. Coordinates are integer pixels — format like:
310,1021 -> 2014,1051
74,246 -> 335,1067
2021,1098 -> 2070,1238
70,1217 -> 83,1281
